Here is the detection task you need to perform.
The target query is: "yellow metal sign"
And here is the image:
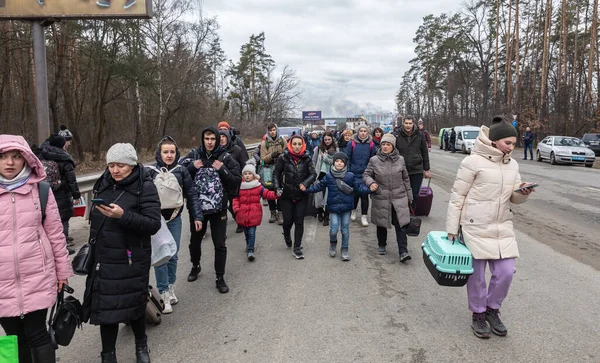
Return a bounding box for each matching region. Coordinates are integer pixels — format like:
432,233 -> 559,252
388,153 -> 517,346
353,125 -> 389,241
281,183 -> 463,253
0,0 -> 151,19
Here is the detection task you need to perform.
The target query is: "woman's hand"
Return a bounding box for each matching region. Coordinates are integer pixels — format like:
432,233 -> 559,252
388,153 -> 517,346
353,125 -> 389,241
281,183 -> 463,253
299,184 -> 306,192
517,183 -> 535,195
194,160 -> 204,169
194,221 -> 203,232
96,204 -> 124,219
58,279 -> 68,292
369,183 -> 378,192
447,233 -> 457,241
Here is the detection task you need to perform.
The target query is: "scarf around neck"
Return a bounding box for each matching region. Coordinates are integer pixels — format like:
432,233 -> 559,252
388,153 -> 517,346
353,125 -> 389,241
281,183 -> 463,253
330,165 -> 347,179
0,164 -> 33,191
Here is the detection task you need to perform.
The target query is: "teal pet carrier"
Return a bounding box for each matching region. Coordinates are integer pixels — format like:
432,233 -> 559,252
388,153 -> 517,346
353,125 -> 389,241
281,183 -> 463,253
422,231 -> 474,287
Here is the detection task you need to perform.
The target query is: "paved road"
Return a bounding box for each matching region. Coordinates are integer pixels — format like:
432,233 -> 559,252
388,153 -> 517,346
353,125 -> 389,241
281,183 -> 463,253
430,147 -> 600,271
4,150 -> 600,362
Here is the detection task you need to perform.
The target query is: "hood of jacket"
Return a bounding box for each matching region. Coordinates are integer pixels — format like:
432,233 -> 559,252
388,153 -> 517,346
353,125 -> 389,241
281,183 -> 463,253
266,124 -> 280,141
197,126 -> 227,160
219,130 -> 233,151
40,141 -> 75,166
352,133 -> 373,144
155,136 -> 181,169
0,134 -> 45,184
472,126 -> 513,164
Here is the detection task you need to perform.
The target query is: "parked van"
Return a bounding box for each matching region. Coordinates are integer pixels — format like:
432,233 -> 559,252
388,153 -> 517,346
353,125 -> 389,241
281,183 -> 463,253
454,126 -> 480,154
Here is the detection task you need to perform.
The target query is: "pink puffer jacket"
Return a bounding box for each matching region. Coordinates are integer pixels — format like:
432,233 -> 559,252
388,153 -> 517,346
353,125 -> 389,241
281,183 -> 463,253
0,135 -> 73,318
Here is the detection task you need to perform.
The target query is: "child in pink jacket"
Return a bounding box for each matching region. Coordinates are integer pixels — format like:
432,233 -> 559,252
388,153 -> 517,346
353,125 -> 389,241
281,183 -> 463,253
0,134 -> 73,363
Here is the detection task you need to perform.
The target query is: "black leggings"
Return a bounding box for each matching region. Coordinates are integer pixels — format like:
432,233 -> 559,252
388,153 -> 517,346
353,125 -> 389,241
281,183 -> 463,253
0,309 -> 50,362
353,194 -> 369,215
100,315 -> 146,352
376,208 -> 408,254
279,198 -> 308,248
268,199 -> 280,212
189,210 -> 228,277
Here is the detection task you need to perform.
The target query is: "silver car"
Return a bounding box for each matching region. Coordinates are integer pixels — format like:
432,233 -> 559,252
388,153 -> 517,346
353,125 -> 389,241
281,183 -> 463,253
536,136 -> 596,168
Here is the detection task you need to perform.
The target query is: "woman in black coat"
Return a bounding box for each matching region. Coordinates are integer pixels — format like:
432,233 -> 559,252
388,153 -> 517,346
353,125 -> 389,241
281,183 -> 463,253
273,135 -> 316,259
83,143 -> 161,363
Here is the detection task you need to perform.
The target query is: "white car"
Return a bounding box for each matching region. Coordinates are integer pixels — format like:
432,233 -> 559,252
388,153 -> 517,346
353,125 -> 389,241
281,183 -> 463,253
536,136 -> 596,168
454,126 -> 480,154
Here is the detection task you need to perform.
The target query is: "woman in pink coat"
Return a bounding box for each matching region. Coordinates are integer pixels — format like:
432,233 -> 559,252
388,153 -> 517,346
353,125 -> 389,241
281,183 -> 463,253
0,135 -> 73,363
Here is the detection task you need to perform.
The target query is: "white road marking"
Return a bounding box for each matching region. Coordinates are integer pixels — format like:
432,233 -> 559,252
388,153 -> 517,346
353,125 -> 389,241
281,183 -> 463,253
444,155 -> 455,159
586,187 -> 600,192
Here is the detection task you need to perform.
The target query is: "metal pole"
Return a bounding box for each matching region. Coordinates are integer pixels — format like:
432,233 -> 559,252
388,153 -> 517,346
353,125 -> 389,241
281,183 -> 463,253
33,21 -> 50,146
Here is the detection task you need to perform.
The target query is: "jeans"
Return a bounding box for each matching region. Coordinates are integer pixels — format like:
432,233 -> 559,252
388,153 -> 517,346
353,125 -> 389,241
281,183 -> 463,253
353,193 -> 369,214
279,198 -> 309,249
268,199 -> 280,212
244,226 -> 256,251
154,215 -> 182,294
467,258 -> 515,313
523,143 -> 533,159
376,208 -> 408,254
409,173 -> 423,209
329,211 -> 351,249
189,210 -> 228,277
0,309 -> 50,363
100,316 -> 146,353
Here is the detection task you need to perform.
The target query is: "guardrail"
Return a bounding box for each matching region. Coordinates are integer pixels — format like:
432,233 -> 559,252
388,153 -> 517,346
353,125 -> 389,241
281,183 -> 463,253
76,142 -> 261,219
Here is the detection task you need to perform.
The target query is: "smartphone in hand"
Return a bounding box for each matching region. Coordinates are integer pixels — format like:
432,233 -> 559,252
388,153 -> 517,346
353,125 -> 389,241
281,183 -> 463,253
91,198 -> 112,208
514,183 -> 539,193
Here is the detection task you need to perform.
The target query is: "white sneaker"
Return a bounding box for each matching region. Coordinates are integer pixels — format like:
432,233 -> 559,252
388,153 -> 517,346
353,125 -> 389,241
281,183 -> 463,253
161,292 -> 173,314
351,210 -> 357,221
168,284 -> 178,305
361,215 -> 369,227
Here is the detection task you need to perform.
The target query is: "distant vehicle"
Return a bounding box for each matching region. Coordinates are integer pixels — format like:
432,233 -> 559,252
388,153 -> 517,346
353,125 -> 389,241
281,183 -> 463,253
536,136 -> 596,167
582,133 -> 600,156
454,126 -> 480,154
278,127 -> 302,140
439,128 -> 450,149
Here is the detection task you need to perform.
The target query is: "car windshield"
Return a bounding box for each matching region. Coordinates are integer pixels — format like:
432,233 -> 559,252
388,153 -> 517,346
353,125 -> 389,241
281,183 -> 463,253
582,134 -> 600,142
554,137 -> 584,147
463,131 -> 479,139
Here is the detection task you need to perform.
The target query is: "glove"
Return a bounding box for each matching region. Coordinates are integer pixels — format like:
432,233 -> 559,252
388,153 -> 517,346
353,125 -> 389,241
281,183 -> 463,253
276,189 -> 283,197
271,151 -> 280,160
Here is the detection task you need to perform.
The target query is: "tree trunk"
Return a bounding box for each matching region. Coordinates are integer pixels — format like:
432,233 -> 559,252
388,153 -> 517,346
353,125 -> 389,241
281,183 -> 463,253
539,0 -> 552,120
587,0 -> 598,105
494,0 -> 501,107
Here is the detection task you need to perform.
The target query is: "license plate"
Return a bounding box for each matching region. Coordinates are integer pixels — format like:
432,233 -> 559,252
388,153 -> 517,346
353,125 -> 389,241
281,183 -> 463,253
572,156 -> 585,161
591,141 -> 599,145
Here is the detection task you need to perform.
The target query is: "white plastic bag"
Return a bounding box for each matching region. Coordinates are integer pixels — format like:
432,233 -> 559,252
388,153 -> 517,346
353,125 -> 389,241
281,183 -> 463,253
151,217 -> 176,266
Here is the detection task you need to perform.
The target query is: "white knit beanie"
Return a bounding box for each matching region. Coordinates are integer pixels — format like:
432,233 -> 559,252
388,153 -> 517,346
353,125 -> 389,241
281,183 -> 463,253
106,143 -> 138,166
242,159 -> 259,178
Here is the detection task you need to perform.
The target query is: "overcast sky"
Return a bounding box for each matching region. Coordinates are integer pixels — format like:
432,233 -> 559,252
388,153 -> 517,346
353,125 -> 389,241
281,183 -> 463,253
202,0 -> 463,117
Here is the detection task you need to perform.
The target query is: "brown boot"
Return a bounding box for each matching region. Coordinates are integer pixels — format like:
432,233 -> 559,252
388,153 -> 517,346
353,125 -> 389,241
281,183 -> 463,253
269,210 -> 277,223
277,211 -> 284,225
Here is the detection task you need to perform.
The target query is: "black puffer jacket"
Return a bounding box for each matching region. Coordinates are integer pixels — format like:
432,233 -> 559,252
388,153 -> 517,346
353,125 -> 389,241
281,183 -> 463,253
83,166 -> 161,325
39,143 -> 81,218
147,136 -> 203,222
395,125 -> 430,176
273,149 -> 316,201
220,130 -> 249,173
180,126 -> 242,211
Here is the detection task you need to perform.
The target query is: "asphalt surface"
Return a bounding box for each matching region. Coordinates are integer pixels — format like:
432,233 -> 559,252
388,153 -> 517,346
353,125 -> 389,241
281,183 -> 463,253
3,149 -> 600,362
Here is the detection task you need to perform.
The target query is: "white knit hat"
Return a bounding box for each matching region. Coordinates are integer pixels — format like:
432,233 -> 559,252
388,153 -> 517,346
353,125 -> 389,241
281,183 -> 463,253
242,159 -> 259,178
106,143 -> 138,166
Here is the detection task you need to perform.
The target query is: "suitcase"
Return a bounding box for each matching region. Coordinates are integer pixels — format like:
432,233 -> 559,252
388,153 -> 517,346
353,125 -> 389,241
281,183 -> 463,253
413,178 -> 433,217
305,193 -> 319,218
421,231 -> 473,287
146,285 -> 164,325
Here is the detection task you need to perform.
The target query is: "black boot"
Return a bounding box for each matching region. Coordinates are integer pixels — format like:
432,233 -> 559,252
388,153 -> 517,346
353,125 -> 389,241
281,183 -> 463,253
101,351 -> 118,363
317,209 -> 324,222
323,210 -> 329,226
135,337 -> 151,363
30,343 -> 55,363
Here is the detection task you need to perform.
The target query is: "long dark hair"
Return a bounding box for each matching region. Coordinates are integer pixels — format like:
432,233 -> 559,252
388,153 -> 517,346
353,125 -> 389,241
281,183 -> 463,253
319,131 -> 337,153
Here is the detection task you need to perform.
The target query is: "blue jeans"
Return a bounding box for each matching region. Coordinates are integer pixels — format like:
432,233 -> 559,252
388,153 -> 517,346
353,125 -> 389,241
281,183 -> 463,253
329,211 -> 351,249
244,226 -> 256,251
524,143 -> 533,159
154,215 -> 182,294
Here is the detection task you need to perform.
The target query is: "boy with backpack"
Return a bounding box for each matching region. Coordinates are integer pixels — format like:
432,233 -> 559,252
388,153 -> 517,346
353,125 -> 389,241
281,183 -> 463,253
147,136 -> 203,314
232,159 -> 279,261
180,126 -> 241,294
305,152 -> 372,261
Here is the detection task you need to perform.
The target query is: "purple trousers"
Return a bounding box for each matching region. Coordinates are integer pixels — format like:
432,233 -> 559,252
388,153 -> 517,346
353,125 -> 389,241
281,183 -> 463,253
467,258 -> 515,313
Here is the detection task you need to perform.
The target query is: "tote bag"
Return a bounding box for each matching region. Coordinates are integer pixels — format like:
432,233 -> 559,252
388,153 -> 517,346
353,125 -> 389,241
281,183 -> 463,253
151,217 -> 177,266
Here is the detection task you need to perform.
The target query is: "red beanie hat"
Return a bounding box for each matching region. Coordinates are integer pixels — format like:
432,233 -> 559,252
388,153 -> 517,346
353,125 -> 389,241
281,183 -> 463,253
218,121 -> 231,131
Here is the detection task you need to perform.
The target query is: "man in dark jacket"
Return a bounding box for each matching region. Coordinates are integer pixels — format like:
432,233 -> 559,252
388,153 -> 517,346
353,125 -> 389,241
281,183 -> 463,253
40,134 -> 81,254
180,126 -> 241,293
218,121 -> 247,153
450,128 -> 457,153
522,127 -> 534,160
395,116 -> 431,208
220,130 -> 248,233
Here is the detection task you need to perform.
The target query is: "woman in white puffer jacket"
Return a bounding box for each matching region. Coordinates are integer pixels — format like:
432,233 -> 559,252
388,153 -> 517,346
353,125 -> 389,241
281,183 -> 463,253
446,116 -> 534,339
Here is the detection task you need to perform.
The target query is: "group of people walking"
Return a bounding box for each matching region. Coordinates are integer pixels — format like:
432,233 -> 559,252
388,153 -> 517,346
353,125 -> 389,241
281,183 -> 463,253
0,114 -> 533,362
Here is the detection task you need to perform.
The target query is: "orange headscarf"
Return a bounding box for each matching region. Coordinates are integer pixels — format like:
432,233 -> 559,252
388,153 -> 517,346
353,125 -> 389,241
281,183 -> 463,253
287,135 -> 306,162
